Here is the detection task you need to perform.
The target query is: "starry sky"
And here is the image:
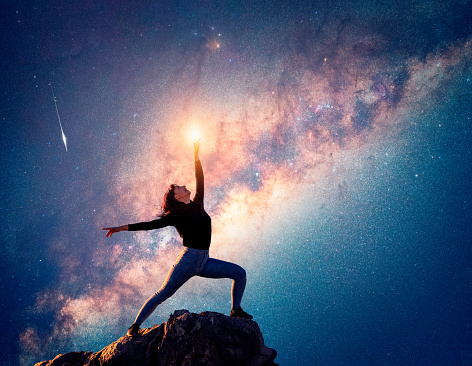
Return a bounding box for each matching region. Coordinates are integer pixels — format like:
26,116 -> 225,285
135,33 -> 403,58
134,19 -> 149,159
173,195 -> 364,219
1,0 -> 472,365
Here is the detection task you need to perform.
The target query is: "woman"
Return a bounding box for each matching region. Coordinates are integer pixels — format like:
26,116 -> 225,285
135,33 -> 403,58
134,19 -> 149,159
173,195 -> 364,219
103,140 -> 252,337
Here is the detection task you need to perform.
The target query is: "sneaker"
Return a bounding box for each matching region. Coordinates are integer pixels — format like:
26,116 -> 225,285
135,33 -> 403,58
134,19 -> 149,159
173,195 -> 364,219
126,323 -> 141,337
230,306 -> 253,320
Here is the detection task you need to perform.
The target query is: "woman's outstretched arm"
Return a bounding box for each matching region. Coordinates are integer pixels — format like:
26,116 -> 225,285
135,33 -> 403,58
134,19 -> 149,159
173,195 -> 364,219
104,214 -> 174,236
102,225 -> 129,237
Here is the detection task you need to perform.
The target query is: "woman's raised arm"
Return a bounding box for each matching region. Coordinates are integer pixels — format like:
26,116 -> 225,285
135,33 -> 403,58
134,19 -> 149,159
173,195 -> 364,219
194,139 -> 200,162
193,139 -> 204,206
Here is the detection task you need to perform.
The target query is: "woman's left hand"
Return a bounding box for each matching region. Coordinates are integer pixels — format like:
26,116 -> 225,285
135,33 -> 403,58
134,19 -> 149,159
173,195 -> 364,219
102,225 -> 128,237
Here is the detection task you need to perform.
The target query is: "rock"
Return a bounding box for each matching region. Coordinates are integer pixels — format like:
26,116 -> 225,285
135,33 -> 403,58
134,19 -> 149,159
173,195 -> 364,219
35,310 -> 278,366
35,352 -> 93,366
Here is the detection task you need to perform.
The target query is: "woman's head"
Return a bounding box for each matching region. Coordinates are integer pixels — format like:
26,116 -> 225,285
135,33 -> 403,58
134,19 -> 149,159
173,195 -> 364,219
173,185 -> 191,201
161,184 -> 191,214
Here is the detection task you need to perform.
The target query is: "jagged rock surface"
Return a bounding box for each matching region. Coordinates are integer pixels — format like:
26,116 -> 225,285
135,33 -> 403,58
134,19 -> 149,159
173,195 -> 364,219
35,310 -> 278,366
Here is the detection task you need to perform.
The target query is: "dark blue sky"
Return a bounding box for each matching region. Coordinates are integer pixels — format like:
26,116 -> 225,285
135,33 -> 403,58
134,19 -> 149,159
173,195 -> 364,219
1,0 -> 472,365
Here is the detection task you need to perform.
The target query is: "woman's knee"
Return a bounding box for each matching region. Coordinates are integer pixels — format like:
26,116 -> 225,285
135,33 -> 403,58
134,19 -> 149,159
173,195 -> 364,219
235,265 -> 246,282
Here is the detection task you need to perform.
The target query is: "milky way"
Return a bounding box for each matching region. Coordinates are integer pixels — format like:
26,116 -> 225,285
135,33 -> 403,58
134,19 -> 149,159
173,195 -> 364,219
2,1 -> 472,365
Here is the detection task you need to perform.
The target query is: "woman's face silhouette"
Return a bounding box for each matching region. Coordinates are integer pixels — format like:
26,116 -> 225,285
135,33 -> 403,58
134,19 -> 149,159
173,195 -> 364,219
173,185 -> 191,201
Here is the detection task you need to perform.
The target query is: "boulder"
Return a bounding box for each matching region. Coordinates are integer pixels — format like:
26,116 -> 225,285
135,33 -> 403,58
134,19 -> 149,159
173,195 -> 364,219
35,310 -> 278,366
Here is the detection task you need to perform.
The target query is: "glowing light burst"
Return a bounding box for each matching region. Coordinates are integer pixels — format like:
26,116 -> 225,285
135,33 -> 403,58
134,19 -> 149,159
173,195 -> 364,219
186,124 -> 204,145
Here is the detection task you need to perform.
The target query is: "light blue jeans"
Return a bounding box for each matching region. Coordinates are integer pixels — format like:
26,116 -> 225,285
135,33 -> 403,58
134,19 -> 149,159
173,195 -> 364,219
134,247 -> 247,325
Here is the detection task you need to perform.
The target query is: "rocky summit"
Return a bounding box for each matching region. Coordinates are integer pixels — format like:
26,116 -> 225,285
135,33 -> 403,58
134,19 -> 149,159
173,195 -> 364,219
35,310 -> 278,366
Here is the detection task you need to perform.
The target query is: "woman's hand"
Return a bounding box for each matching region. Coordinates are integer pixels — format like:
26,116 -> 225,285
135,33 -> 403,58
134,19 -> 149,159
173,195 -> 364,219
102,225 -> 128,237
194,139 -> 201,161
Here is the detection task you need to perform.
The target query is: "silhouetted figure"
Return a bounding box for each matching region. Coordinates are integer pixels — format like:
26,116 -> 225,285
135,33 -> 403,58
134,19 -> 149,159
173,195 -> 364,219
103,140 -> 252,336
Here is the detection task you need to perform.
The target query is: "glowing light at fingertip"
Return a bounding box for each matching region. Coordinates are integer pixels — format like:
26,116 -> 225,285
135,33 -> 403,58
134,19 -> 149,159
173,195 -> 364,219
187,125 -> 203,144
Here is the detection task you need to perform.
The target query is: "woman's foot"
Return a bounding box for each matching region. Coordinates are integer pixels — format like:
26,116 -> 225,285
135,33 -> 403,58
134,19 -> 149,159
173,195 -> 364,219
126,323 -> 141,337
230,306 -> 253,319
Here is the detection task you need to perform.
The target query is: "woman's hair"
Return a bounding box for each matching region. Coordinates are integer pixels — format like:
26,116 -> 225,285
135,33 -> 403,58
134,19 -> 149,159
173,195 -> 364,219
161,184 -> 184,215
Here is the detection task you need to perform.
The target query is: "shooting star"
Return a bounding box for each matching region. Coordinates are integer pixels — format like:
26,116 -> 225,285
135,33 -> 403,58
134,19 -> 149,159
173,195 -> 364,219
50,83 -> 67,152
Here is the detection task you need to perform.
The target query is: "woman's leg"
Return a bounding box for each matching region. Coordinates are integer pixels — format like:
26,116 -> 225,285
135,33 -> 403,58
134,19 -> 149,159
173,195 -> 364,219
197,258 -> 247,309
133,249 -> 204,325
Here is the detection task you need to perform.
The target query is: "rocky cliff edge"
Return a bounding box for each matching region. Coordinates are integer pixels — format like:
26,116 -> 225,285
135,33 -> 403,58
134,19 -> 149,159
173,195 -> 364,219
35,309 -> 278,366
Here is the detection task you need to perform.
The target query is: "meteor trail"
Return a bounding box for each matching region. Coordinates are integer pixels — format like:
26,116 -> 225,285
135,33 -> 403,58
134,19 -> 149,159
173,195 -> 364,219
50,83 -> 67,152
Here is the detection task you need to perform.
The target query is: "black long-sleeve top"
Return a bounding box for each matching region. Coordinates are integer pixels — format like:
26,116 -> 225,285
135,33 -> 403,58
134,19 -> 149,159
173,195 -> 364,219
128,160 -> 212,250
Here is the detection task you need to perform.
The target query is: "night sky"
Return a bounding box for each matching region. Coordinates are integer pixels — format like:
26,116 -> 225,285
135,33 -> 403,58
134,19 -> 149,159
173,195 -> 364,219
2,0 -> 472,365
